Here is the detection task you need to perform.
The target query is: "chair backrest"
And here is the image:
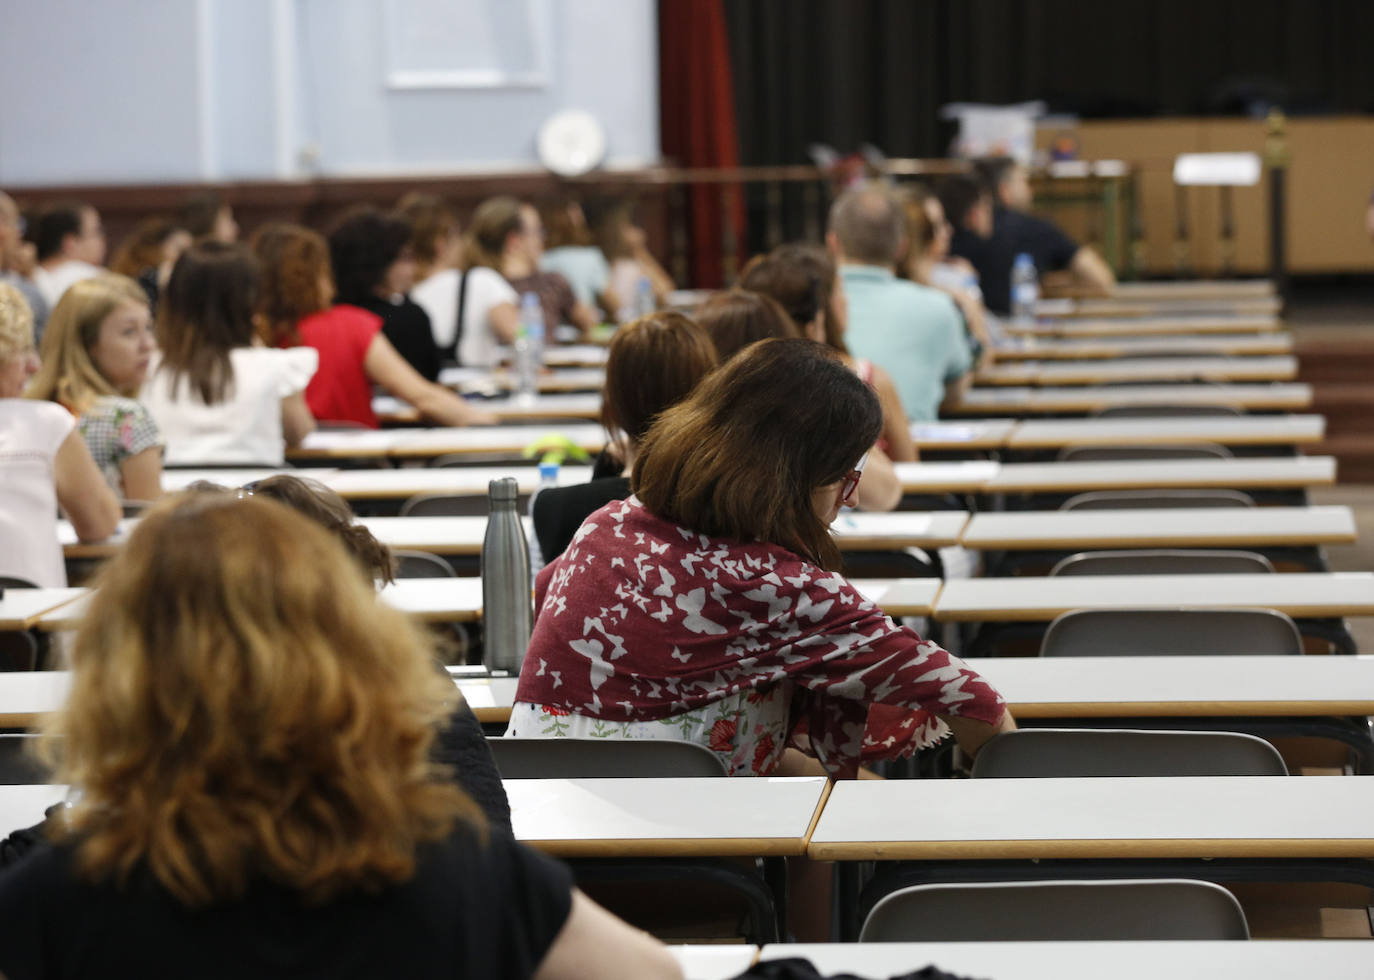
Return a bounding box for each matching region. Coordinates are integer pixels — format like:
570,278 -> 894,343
860,879 -> 1250,942
399,493 -> 483,517
1061,489 -> 1254,511
0,631 -> 38,672
392,549 -> 456,578
1050,549 -> 1273,576
970,728 -> 1288,777
1058,442 -> 1232,462
1040,607 -> 1303,657
0,577 -> 39,591
0,733 -> 51,784
488,737 -> 728,778
1092,404 -> 1243,419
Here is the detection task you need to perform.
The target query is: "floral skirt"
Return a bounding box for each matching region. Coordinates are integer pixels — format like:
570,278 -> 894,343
507,684 -> 794,776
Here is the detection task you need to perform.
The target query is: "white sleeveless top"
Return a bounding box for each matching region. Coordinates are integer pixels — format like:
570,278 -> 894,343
0,400 -> 75,587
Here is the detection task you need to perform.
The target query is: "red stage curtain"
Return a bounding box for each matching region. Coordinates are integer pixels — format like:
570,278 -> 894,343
658,0 -> 747,288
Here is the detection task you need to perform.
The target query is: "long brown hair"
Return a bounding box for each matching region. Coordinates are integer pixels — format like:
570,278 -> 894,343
740,244 -> 848,352
156,242 -> 261,404
464,196 -> 524,271
45,492 -> 477,905
632,338 -> 881,570
692,289 -> 799,362
251,223 -> 332,346
396,193 -> 459,280
602,311 -> 718,450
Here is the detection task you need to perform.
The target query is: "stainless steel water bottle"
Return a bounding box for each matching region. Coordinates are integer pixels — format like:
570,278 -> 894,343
481,477 -> 533,674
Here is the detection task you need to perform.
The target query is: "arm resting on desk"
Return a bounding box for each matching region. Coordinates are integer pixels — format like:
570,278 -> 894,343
1069,246 -> 1117,296
366,334 -> 498,426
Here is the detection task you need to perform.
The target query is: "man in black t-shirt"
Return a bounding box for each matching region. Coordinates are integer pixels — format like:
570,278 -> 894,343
945,158 -> 1117,315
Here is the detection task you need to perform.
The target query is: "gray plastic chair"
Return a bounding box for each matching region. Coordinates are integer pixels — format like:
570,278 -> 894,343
1092,404 -> 1244,419
1061,489 -> 1255,511
488,737 -> 728,778
399,493 -> 484,517
391,549 -> 456,578
1049,549 -> 1274,576
860,879 -> 1250,942
1040,608 -> 1303,657
1058,442 -> 1233,462
970,728 -> 1288,777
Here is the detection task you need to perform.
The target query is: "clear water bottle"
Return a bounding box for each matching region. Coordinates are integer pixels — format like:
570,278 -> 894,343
513,292 -> 543,405
526,460 -> 559,575
1010,252 -> 1039,324
482,477 -> 533,675
635,275 -> 655,319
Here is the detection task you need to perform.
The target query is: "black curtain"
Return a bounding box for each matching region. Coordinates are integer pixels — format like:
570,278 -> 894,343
724,0 -> 1374,166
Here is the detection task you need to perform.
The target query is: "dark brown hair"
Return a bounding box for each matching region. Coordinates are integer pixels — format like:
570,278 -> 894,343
157,242 -> 261,404
692,289 -> 799,362
251,223 -> 331,346
109,217 -> 183,278
740,244 -> 848,352
328,206 -> 413,306
633,338 -> 881,570
602,311 -> 718,448
396,193 -> 459,275
249,475 -> 396,584
179,191 -> 228,240
542,197 -> 594,250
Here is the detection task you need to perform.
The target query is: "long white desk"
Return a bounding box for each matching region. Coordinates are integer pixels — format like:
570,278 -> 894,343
440,366 -> 606,394
507,776 -> 829,858
991,333 -> 1293,360
987,456 -> 1335,493
977,355 -> 1298,386
374,393 -> 603,423
933,572 -> 1374,623
908,418 -> 1018,451
1008,315 -> 1282,338
1044,296 -> 1283,318
0,588 -> 85,630
669,945 -> 758,980
289,423 -> 608,461
761,942 -> 1371,980
960,506 -> 1355,551
952,383 -> 1312,415
1006,414 -> 1325,449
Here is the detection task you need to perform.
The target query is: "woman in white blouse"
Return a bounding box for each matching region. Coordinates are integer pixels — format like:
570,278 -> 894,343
0,283 -> 119,587
141,242 -> 317,466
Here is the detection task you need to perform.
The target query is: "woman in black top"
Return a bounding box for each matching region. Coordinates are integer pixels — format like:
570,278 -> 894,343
0,492 -> 679,979
329,206 -> 442,380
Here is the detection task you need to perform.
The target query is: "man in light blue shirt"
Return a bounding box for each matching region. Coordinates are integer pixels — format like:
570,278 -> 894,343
828,186 -> 974,421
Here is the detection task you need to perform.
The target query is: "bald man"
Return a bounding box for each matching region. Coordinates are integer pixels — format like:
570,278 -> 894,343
827,185 -> 974,421
0,192 -> 48,343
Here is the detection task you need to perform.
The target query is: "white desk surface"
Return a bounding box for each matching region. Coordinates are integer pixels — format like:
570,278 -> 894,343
441,366 -> 606,394
762,941 -> 1371,980
992,333 -> 1292,361
0,588 -> 85,630
0,785 -> 67,837
987,456 -> 1336,493
290,423 -> 607,460
977,355 -> 1298,386
952,383 -> 1312,414
507,776 -> 829,858
1006,315 -> 1281,338
964,654 -> 1374,718
319,465 -> 595,500
668,945 -> 758,980
908,418 -> 1017,450
375,393 -> 602,423
960,505 -> 1356,551
1104,278 -> 1275,299
160,468 -> 342,493
1048,296 -> 1282,318
933,572 -> 1374,623
494,344 -> 608,367
808,775 -> 1374,860
828,512 -> 968,550
1006,414 -> 1325,448
891,461 -> 998,493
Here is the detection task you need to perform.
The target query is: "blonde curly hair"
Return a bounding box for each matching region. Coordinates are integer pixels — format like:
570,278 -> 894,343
0,281 -> 34,364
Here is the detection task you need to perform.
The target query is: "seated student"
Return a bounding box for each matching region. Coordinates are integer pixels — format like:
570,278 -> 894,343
26,274 -> 163,500
587,198 -> 676,318
899,183 -> 992,350
180,190 -> 239,244
740,245 -> 918,463
141,242 -> 317,466
0,492 -> 680,979
532,311 -> 718,564
28,201 -> 106,310
329,206 -> 441,381
828,185 -> 974,422
947,157 -> 1116,315
509,339 -> 1015,778
253,224 -> 496,429
398,193 -> 467,359
540,197 -> 617,318
108,216 -> 191,308
483,197 -> 598,339
0,191 -> 49,342
0,283 -> 119,587
457,198 -> 523,367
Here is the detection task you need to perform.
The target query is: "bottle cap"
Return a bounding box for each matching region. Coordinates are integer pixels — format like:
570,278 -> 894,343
538,460 -> 560,479
488,476 -> 519,501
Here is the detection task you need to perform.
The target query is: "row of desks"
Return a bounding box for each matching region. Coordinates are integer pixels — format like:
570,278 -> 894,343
58,504 -> 1356,558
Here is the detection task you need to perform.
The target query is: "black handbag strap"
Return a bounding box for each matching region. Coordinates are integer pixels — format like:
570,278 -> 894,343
443,268 -> 468,364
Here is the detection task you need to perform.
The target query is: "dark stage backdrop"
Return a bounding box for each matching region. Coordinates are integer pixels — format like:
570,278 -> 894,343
722,0 -> 1374,165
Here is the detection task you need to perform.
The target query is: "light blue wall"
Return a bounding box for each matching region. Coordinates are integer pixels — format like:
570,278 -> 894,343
0,0 -> 659,186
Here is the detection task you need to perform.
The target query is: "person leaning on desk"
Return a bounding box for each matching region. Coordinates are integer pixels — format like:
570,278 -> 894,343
0,493 -> 681,979
509,338 -> 1016,778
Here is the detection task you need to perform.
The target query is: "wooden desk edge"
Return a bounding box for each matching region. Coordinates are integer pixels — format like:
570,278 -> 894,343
933,602 -> 1374,623
807,837 -> 1374,861
961,531 -> 1356,550
1005,433 -> 1323,449
1007,700 -> 1374,719
526,837 -> 810,858
801,780 -> 833,848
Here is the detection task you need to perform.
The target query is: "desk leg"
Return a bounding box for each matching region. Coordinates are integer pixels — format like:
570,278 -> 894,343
835,861 -> 862,941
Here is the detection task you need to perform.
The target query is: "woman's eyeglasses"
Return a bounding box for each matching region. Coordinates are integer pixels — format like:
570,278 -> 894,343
840,452 -> 869,507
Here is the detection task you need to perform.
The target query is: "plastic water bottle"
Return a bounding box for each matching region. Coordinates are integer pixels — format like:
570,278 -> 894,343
482,477 -> 533,675
526,460 -> 559,576
635,275 -> 655,318
514,292 -> 543,405
1010,252 -> 1039,324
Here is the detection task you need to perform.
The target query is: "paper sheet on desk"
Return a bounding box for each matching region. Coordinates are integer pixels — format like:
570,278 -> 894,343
299,430 -> 395,451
